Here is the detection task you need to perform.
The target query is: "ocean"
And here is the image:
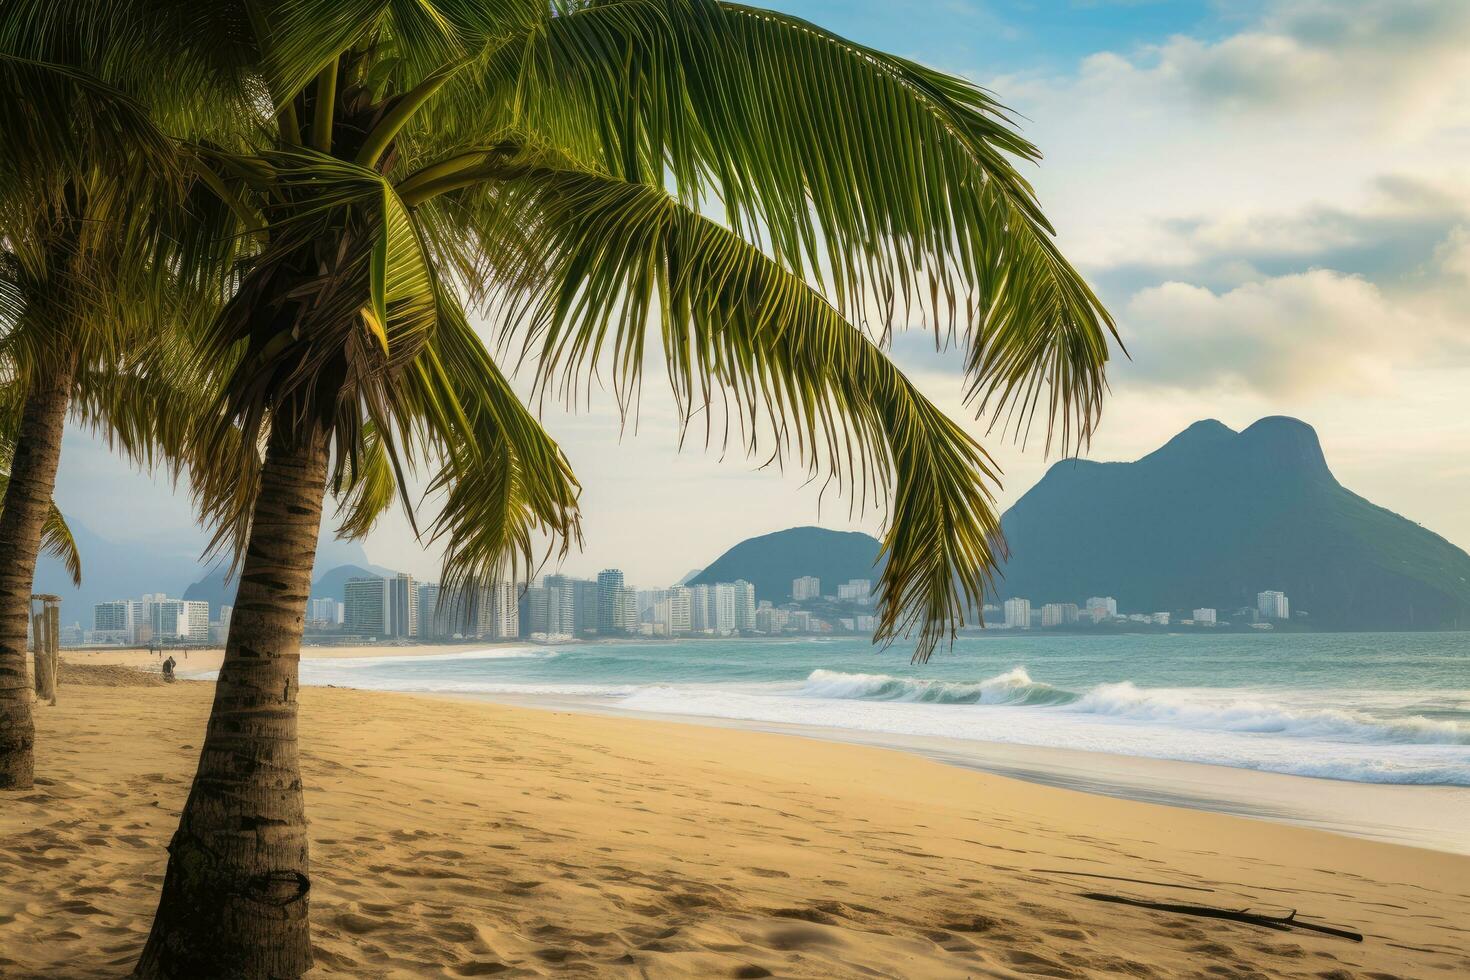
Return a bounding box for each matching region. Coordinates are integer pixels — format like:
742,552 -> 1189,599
297,631 -> 1470,787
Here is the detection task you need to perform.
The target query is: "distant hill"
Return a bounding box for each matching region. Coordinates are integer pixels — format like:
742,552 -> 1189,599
35,520 -> 206,627
310,563 -> 394,603
689,526 -> 882,603
994,417 -> 1470,629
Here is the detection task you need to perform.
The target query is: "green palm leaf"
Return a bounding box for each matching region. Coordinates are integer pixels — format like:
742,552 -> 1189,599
462,160 -> 1001,659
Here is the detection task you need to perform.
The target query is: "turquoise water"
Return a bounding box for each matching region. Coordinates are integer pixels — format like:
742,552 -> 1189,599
297,631 -> 1470,786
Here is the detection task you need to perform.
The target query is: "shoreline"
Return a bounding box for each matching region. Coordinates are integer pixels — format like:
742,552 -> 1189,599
63,644 -> 1470,856
431,690 -> 1470,856
6,676 -> 1469,978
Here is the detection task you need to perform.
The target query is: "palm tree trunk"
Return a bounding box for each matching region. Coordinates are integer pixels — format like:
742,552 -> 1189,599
134,423 -> 328,979
0,356 -> 76,790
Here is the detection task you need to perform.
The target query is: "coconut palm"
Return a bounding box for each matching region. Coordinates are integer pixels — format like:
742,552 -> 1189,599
13,1 -> 1116,974
0,363 -> 82,588
0,54 -> 246,788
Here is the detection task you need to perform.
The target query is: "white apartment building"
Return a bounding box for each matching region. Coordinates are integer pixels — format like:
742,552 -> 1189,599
1257,590 -> 1290,620
483,581 -> 519,639
654,587 -> 693,635
733,580 -> 756,631
1192,607 -> 1217,624
836,579 -> 872,603
1085,596 -> 1118,618
792,575 -> 821,601
1004,597 -> 1031,629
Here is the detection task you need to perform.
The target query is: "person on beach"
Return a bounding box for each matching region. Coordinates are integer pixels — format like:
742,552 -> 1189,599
161,656 -> 176,682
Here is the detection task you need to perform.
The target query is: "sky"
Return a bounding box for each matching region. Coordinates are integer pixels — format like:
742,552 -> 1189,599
51,0 -> 1470,590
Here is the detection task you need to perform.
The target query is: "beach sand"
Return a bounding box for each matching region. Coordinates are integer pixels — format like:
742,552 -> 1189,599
3,667 -> 1469,978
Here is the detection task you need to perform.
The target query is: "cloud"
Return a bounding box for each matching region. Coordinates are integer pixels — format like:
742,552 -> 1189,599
1120,270 -> 1415,395
1084,0 -> 1470,125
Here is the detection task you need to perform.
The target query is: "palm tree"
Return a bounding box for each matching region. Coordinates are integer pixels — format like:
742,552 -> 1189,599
0,361 -> 82,588
15,2 -> 1116,974
0,54 -> 240,788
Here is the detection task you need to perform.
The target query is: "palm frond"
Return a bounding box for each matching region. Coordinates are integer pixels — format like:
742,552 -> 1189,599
420,0 -> 1115,451
465,161 -> 999,660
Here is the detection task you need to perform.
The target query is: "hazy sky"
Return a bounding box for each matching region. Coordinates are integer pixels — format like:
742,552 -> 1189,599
52,0 -> 1470,589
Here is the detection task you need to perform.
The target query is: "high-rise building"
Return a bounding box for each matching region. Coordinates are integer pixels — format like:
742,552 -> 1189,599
1257,591 -> 1289,620
653,586 -> 692,635
473,581 -> 520,639
543,575 -> 578,635
308,597 -> 342,626
712,583 -> 737,634
93,600 -> 134,633
149,600 -> 209,643
1040,602 -> 1079,628
688,584 -> 712,632
836,579 -> 872,603
1192,607 -> 1217,624
1085,596 -> 1118,619
597,569 -> 626,632
616,586 -> 637,633
345,577 -> 391,636
417,583 -> 444,640
570,579 -> 597,633
792,575 -> 821,601
1004,597 -> 1031,629
1151,612 -> 1171,625
388,573 -> 418,639
732,580 -> 756,631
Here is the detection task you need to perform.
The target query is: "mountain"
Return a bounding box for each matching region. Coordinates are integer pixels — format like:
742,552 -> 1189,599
310,563 -> 396,603
994,416 -> 1470,629
34,520 -> 207,627
689,526 -> 882,602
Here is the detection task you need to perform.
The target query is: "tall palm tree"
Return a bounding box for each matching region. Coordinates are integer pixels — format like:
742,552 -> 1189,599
0,54 -> 244,787
0,358 -> 82,588
0,54 -> 194,787
16,1 -> 1116,974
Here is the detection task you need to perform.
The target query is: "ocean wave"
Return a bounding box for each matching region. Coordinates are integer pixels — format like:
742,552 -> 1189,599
1068,682 -> 1470,746
311,647 -> 559,668
799,667 -> 1078,706
796,668 -> 1470,746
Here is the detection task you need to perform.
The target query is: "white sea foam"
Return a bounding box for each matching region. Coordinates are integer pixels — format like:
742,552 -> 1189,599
800,667 -> 1076,706
792,669 -> 1470,747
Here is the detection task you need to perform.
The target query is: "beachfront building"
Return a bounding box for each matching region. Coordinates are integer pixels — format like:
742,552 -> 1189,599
345,577 -> 391,637
1003,597 -> 1031,629
755,606 -> 788,633
388,573 -> 419,639
150,599 -> 210,643
792,575 -> 821,601
836,579 -> 872,603
1085,596 -> 1118,619
597,569 -> 636,633
1193,607 -> 1217,624
1151,612 -> 1171,625
653,586 -> 693,636
93,600 -> 134,632
477,582 -> 519,639
1257,590 -> 1290,620
733,580 -> 756,631
308,597 -> 343,626
1040,602 -> 1079,628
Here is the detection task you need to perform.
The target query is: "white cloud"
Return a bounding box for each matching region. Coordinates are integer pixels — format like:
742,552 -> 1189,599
1120,271 -> 1413,395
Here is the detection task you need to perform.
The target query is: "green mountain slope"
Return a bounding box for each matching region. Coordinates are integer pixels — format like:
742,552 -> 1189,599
689,526 -> 882,603
995,417 -> 1470,628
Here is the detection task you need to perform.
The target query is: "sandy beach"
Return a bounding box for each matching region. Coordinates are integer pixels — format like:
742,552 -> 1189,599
2,658 -> 1468,978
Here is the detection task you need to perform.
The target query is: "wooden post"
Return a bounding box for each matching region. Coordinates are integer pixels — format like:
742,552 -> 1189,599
30,595 -> 60,705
